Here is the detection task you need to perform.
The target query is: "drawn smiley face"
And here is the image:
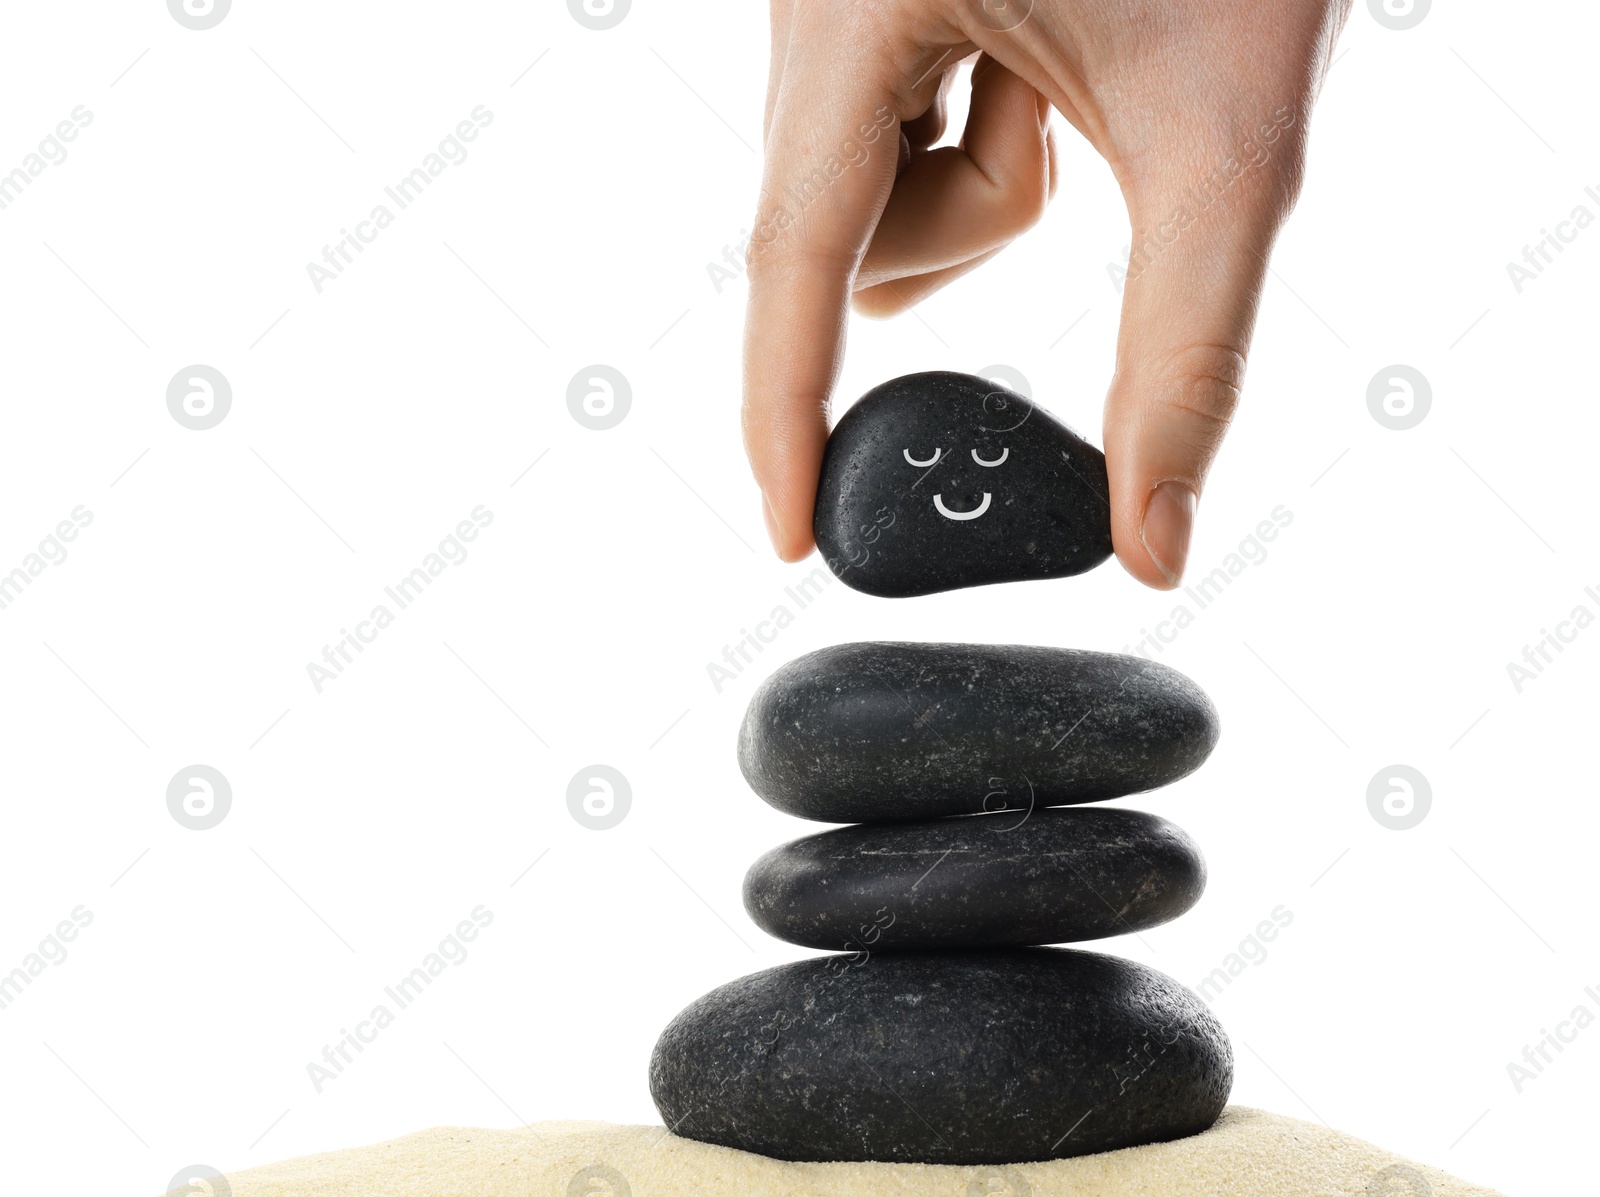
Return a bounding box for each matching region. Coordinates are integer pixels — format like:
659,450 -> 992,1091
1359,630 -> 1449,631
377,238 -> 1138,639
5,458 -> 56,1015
813,370 -> 1111,597
901,445 -> 1011,520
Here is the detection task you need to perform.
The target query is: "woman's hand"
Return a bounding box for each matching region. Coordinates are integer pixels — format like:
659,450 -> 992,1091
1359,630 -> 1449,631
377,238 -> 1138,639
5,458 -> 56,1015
741,0 -> 1350,587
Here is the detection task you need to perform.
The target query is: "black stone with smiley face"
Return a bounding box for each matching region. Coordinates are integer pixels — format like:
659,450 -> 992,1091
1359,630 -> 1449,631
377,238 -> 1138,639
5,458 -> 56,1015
813,371 -> 1114,597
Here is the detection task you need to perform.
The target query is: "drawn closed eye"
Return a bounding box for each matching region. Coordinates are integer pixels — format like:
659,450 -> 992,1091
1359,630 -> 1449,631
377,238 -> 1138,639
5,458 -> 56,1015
971,447 -> 1009,467
903,448 -> 941,467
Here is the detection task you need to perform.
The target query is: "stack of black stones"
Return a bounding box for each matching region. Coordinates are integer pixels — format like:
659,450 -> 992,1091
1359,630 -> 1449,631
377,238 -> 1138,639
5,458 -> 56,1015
650,372 -> 1233,1165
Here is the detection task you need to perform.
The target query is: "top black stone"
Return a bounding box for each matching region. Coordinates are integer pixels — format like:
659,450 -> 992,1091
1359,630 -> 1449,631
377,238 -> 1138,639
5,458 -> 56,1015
813,371 -> 1114,598
738,641 -> 1220,823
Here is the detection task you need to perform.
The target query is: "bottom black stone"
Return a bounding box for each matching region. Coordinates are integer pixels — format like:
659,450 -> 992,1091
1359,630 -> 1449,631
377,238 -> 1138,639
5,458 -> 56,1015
649,948 -> 1232,1164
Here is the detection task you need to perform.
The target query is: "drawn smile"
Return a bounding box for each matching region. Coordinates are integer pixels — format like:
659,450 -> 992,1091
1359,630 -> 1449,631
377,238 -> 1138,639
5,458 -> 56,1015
933,493 -> 991,521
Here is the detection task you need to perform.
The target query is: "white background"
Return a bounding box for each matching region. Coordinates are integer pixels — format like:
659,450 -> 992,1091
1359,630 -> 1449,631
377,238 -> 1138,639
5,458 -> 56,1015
0,2 -> 1594,1194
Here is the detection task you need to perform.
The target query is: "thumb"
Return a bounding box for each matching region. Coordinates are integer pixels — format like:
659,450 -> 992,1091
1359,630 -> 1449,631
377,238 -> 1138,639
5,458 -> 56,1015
1104,153 -> 1297,590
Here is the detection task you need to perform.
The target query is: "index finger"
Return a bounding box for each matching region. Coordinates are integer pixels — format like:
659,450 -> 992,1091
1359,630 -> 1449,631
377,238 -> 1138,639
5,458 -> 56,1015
742,35 -> 905,562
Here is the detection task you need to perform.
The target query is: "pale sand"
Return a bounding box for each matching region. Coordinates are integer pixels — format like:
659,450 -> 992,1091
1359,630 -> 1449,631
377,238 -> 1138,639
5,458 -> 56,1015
183,1107 -> 1506,1197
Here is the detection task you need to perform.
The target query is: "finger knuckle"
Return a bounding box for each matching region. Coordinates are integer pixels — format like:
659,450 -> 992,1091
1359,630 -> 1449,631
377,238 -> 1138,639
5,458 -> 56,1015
1160,342 -> 1247,436
851,287 -> 908,319
994,166 -> 1053,233
744,227 -> 857,290
1259,134 -> 1310,218
1238,109 -> 1312,222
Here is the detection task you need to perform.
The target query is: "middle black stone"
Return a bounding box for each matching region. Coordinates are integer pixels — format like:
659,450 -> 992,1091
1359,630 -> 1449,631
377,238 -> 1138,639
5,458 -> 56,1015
744,806 -> 1205,951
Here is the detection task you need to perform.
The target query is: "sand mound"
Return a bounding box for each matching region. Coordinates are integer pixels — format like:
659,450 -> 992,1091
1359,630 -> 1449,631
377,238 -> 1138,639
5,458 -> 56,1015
178,1107 -> 1502,1197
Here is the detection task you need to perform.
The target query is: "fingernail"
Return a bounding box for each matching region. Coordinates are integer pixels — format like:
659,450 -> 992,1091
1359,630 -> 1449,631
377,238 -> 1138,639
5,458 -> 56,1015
1140,481 -> 1196,588
761,491 -> 785,554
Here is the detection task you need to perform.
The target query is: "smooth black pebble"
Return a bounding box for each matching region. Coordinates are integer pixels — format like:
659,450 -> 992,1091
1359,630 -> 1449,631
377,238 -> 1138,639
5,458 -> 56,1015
738,641 -> 1219,823
743,807 -> 1205,951
649,947 -> 1233,1164
813,370 -> 1113,598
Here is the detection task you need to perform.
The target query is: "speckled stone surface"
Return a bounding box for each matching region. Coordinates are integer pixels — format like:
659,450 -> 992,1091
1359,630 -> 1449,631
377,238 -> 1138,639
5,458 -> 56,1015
738,642 -> 1219,823
813,371 -> 1113,598
743,807 -> 1206,951
649,947 -> 1233,1164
